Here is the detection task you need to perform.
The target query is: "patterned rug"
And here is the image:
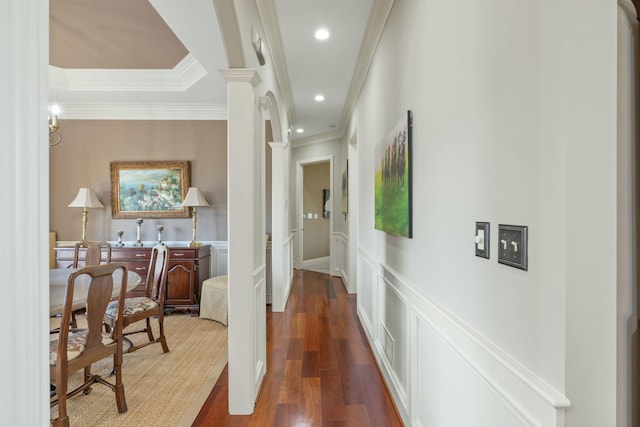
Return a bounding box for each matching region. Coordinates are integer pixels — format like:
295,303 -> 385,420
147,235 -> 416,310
50,313 -> 228,426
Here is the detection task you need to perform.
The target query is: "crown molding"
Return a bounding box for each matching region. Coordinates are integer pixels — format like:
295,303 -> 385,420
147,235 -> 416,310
256,0 -> 296,126
49,53 -> 207,92
337,0 -> 395,137
291,129 -> 343,148
219,68 -> 262,86
58,103 -> 228,120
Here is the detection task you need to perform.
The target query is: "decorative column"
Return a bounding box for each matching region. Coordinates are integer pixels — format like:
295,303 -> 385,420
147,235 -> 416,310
1,0 -> 50,425
268,140 -> 288,311
220,68 -> 263,415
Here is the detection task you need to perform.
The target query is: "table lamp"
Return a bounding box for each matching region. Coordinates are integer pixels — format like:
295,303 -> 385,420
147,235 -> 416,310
68,188 -> 104,241
181,187 -> 210,247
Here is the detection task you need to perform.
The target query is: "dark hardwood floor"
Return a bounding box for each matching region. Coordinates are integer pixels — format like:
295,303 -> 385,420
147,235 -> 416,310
193,269 -> 404,426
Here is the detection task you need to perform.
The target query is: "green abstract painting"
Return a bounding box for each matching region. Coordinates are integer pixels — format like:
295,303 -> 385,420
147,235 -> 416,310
374,111 -> 412,238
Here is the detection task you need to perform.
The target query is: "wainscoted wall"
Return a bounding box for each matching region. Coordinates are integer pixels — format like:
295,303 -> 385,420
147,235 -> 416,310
331,232 -> 349,288
356,248 -> 570,426
207,241 -> 229,277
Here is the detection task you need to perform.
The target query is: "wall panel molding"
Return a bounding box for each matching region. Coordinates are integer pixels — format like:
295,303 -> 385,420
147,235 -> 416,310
356,247 -> 570,427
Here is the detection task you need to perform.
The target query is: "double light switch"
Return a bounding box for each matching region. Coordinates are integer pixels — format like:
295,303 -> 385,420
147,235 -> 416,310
497,224 -> 528,270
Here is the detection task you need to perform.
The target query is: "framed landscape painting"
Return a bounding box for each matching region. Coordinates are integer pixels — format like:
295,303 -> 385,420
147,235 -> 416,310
110,160 -> 191,219
374,111 -> 413,238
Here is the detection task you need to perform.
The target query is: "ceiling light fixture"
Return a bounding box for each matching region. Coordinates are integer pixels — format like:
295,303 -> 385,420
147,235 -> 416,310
296,128 -> 304,134
314,94 -> 325,102
314,28 -> 330,40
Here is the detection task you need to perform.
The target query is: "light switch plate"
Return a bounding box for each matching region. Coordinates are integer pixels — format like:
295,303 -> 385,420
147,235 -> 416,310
498,224 -> 528,270
475,222 -> 490,259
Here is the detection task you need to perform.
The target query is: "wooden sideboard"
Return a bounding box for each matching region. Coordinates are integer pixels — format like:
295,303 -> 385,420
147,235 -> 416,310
55,245 -> 211,314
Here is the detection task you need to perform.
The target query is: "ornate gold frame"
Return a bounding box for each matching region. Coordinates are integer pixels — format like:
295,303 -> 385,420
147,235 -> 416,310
110,160 -> 192,219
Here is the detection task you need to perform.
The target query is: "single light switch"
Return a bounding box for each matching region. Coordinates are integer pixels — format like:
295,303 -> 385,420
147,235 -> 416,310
475,222 -> 490,259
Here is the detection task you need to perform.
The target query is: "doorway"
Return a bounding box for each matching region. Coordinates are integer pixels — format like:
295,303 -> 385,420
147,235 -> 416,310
296,156 -> 333,274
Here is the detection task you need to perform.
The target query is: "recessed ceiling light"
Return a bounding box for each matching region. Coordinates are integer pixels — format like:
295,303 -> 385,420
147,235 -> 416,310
314,94 -> 325,102
315,28 -> 330,40
296,128 -> 304,133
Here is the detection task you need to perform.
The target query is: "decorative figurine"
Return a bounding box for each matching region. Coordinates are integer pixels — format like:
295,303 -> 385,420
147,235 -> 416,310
134,218 -> 144,247
115,230 -> 124,247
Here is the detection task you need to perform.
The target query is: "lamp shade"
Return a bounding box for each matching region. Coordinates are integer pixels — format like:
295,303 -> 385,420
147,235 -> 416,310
182,187 -> 210,207
68,188 -> 104,208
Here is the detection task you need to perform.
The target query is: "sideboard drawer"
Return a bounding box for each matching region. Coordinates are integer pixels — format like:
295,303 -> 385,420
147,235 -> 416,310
111,249 -> 150,261
169,249 -> 198,259
126,261 -> 149,277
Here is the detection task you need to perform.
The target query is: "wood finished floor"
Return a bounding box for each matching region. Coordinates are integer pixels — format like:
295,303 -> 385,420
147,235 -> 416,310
193,269 -> 404,426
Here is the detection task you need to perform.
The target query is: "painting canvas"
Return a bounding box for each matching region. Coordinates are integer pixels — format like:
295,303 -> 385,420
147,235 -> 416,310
110,160 -> 191,219
341,160 -> 348,215
374,111 -> 412,238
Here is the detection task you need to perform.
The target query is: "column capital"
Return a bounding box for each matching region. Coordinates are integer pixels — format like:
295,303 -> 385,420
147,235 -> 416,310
268,141 -> 288,150
259,96 -> 272,111
219,68 -> 262,86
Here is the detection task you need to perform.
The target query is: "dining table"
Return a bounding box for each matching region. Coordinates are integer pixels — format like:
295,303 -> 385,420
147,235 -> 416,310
49,267 -> 141,316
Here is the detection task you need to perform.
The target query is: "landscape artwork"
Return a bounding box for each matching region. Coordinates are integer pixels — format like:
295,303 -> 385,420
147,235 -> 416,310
110,160 -> 191,219
374,111 -> 412,238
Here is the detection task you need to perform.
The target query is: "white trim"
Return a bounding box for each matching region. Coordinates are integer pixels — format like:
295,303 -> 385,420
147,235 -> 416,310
357,247 -> 571,427
49,53 -> 207,92
58,103 -> 228,120
2,0 -> 50,424
295,155 -> 334,271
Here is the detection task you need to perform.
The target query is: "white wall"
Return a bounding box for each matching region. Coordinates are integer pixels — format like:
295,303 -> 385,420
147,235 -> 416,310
345,0 -> 620,425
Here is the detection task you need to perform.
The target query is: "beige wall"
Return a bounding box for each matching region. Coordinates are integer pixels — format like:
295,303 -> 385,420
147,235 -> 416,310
302,162 -> 329,260
50,120 -> 227,243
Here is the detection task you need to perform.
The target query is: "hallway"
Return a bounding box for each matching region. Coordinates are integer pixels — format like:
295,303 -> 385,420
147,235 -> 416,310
193,269 -> 404,426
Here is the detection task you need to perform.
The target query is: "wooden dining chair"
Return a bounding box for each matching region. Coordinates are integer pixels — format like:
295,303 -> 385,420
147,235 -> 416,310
72,240 -> 112,268
50,263 -> 129,427
70,241 -> 112,327
104,243 -> 170,354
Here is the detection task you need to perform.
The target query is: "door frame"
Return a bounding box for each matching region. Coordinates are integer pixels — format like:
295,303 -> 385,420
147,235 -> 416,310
295,155 -> 334,270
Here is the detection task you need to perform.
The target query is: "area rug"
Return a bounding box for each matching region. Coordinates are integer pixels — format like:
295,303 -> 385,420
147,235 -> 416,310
50,314 -> 228,426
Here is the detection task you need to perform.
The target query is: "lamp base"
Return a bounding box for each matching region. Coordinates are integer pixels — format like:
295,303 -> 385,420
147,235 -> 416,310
188,240 -> 203,248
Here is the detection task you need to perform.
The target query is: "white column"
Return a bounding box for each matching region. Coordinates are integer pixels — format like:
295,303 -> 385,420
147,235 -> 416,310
269,141 -> 288,312
0,1 -> 50,425
220,68 -> 262,414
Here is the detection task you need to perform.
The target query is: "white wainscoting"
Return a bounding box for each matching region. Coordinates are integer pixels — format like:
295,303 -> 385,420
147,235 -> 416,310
331,232 -> 349,286
282,233 -> 295,305
204,241 -> 229,277
253,262 -> 267,393
357,248 -> 570,427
